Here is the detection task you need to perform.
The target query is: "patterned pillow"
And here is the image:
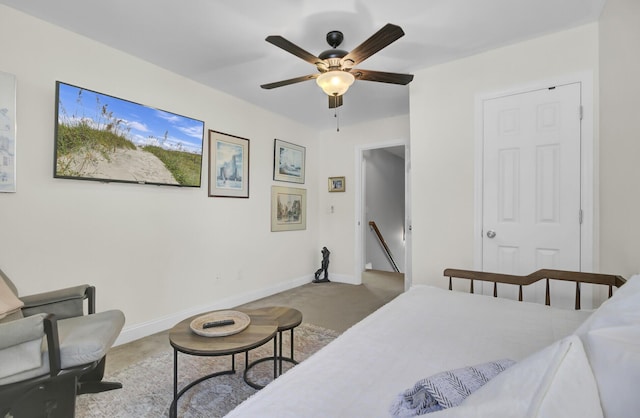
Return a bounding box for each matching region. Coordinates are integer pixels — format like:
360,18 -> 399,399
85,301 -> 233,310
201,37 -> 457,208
389,359 -> 515,417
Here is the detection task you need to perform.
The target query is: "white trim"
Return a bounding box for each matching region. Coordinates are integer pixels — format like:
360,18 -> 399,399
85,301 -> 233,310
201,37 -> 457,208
403,144 -> 413,291
329,273 -> 359,285
114,274 -> 312,346
473,71 -> 595,273
354,139 -> 410,288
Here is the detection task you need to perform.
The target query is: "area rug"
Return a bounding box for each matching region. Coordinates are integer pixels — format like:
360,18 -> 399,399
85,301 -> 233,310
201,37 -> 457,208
76,323 -> 339,417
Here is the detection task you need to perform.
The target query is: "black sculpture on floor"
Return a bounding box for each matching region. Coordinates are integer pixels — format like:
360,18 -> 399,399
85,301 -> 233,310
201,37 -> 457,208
313,247 -> 331,283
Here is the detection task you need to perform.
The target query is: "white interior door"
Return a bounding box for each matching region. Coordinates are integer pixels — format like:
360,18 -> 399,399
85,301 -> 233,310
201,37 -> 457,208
482,83 -> 582,305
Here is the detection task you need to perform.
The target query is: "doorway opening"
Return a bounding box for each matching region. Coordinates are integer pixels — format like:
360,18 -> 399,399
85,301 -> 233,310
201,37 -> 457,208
356,142 -> 411,290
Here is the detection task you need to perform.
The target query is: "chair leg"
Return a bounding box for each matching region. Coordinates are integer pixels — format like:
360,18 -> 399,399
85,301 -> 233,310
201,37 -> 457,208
76,357 -> 123,395
3,372 -> 78,418
77,380 -> 123,394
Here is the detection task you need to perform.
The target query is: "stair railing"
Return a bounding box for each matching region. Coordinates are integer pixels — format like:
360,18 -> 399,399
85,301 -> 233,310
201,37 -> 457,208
368,221 -> 400,273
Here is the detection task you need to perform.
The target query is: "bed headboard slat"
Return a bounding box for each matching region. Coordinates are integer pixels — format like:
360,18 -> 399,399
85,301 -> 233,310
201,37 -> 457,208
545,278 -> 550,306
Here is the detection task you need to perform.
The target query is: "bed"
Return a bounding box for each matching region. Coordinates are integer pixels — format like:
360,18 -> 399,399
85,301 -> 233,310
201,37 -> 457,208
225,269 -> 637,418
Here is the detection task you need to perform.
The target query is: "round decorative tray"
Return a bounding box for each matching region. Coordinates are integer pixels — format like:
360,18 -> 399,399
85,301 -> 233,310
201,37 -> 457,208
190,310 -> 251,337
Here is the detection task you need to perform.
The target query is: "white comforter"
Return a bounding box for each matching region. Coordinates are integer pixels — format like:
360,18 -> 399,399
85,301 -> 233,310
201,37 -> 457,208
225,285 -> 590,418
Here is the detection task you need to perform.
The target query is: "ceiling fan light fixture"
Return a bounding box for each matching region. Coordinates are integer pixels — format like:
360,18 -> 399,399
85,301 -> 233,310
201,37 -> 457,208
316,70 -> 355,97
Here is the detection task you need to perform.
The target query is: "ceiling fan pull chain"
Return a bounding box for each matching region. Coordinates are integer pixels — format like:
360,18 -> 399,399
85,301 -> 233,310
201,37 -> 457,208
335,103 -> 340,132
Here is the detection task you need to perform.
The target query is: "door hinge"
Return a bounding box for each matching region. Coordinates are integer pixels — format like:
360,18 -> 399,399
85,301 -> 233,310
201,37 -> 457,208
579,209 -> 583,224
578,105 -> 583,120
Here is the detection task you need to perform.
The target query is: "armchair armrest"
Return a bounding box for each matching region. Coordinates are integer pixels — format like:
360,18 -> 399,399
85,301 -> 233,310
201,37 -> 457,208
20,285 -> 94,319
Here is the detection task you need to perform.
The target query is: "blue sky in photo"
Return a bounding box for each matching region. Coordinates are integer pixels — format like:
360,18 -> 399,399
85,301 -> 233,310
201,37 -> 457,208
56,82 -> 204,154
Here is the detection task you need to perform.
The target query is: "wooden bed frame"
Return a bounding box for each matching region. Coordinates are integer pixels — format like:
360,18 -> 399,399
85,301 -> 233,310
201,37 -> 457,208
444,268 -> 627,310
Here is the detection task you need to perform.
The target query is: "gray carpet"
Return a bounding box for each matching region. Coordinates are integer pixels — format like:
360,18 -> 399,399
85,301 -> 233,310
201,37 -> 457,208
76,323 -> 339,417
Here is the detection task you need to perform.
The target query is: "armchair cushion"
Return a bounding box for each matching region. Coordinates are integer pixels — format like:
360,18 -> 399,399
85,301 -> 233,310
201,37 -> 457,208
0,314 -> 46,380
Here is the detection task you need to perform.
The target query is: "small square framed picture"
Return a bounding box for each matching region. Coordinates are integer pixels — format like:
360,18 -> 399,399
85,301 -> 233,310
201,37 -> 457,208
328,176 -> 345,192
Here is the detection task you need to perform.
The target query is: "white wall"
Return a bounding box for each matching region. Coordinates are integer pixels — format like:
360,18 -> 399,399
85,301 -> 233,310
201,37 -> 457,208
599,0 -> 640,278
364,149 -> 405,272
6,3 -> 633,346
0,6 -> 319,343
316,114 -> 410,283
409,23 -> 599,286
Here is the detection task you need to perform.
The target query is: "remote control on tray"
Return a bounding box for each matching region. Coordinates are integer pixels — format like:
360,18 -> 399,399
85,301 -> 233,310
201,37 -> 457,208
202,319 -> 235,329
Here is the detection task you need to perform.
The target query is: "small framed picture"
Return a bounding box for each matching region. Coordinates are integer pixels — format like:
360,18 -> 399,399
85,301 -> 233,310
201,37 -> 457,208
328,176 -> 345,192
208,130 -> 250,198
0,71 -> 16,193
273,139 -> 305,184
271,186 -> 306,231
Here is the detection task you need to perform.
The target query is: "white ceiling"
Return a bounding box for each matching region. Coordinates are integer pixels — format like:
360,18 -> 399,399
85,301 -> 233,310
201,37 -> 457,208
1,0 -> 606,130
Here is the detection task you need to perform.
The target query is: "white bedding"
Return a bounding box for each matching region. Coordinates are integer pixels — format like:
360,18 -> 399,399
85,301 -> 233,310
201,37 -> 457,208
225,285 -> 590,418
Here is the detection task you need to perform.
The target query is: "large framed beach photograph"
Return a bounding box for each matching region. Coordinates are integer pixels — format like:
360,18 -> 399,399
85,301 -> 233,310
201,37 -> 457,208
271,186 -> 306,232
208,130 -> 249,198
0,71 -> 16,193
273,139 -> 305,184
54,81 -> 205,187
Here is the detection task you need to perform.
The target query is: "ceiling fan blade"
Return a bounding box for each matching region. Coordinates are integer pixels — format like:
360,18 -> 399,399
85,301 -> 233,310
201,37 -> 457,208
260,74 -> 319,90
328,95 -> 344,109
266,35 -> 323,66
341,23 -> 405,66
352,69 -> 414,85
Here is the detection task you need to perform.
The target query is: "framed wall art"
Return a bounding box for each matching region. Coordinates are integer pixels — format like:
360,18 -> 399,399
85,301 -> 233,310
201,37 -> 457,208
328,176 -> 345,192
208,130 -> 250,198
273,139 -> 305,184
271,186 -> 306,232
0,71 -> 16,193
54,81 -> 205,187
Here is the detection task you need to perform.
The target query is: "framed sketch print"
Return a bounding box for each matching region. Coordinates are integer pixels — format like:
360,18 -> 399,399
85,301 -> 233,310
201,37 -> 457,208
273,139 -> 305,184
208,130 -> 250,198
271,186 -> 306,232
328,176 -> 345,192
0,71 -> 16,193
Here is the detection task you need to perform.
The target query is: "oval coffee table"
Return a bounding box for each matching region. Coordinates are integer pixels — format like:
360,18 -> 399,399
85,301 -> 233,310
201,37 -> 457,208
169,311 -> 277,418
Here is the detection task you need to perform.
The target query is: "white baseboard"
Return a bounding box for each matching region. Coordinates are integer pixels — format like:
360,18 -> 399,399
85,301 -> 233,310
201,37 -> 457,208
328,273 -> 359,285
114,274 -> 312,346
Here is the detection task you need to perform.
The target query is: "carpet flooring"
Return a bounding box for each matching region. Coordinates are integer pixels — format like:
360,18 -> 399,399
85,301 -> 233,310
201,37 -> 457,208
75,323 -> 339,418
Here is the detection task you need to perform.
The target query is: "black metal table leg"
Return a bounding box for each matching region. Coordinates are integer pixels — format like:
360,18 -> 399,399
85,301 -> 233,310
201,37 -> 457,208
278,330 -> 283,375
171,349 -> 178,418
290,328 -> 295,362
274,333 -> 278,379
243,333 -> 279,389
170,351 -> 236,418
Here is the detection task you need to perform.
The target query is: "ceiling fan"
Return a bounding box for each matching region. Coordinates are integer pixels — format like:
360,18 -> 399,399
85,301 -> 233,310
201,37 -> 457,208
260,23 -> 414,109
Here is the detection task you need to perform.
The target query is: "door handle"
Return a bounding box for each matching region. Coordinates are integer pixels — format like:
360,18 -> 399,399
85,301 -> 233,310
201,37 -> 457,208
486,230 -> 496,239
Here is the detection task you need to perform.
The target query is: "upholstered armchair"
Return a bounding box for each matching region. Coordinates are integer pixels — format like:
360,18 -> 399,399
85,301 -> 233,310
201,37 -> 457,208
0,268 -> 125,418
